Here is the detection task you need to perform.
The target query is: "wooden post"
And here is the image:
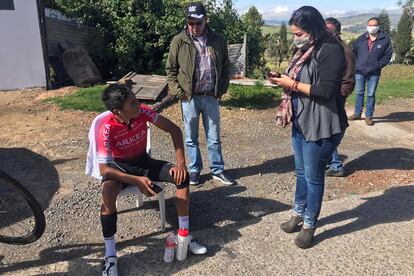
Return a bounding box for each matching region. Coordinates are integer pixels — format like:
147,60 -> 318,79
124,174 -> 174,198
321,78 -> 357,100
243,34 -> 247,77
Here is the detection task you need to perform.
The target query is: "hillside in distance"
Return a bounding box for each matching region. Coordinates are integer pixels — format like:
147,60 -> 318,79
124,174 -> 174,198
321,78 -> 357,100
264,13 -> 401,34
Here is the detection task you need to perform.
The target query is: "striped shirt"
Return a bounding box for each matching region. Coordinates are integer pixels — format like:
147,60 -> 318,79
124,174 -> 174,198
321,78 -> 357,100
192,33 -> 216,94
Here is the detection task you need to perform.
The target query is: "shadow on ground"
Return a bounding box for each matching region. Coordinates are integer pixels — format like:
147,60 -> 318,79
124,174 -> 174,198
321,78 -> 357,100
315,185 -> 414,246
345,148 -> 414,175
374,112 -> 414,123
1,186 -> 290,274
226,155 -> 295,178
0,148 -> 60,233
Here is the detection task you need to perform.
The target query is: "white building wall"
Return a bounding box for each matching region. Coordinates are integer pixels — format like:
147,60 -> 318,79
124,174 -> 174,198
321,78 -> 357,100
0,0 -> 46,90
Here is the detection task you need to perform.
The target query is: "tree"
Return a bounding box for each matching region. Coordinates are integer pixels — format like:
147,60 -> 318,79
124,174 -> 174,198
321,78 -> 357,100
398,0 -> 414,18
47,0 -> 248,77
208,0 -> 245,44
267,32 -> 279,66
378,9 -> 391,35
50,0 -> 186,76
394,8 -> 413,63
242,6 -> 266,77
277,23 -> 290,66
267,23 -> 290,67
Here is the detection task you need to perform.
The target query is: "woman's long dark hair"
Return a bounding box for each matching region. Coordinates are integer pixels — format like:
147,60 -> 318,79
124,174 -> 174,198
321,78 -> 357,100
289,6 -> 335,50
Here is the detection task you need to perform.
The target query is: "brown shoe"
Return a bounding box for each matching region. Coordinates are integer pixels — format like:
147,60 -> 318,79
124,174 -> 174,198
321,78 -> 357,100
365,117 -> 374,126
280,215 -> 303,233
295,227 -> 316,249
348,114 -> 361,120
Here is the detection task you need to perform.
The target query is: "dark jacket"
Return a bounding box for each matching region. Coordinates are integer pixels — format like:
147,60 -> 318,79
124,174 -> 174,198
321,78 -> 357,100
338,38 -> 355,97
296,42 -> 346,141
352,31 -> 393,76
165,27 -> 230,99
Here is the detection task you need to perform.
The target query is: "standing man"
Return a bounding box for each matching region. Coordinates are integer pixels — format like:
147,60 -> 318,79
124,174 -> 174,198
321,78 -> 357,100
325,17 -> 355,177
349,17 -> 393,126
166,2 -> 236,186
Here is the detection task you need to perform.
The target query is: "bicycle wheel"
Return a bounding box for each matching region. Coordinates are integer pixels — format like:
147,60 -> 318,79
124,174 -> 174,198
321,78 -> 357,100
0,171 -> 46,244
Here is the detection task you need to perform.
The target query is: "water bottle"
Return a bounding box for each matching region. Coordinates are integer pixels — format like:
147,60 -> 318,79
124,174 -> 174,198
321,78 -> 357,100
163,233 -> 176,263
175,228 -> 189,261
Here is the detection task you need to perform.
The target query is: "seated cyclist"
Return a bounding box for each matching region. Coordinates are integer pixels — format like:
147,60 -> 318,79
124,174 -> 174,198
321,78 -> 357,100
98,83 -> 206,276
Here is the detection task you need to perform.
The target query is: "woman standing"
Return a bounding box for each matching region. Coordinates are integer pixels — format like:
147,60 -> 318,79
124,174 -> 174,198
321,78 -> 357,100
269,6 -> 347,249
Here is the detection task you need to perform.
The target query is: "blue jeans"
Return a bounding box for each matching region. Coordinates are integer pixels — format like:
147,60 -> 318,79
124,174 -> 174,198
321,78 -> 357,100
355,74 -> 380,117
292,126 -> 341,228
181,96 -> 224,174
329,131 -> 345,171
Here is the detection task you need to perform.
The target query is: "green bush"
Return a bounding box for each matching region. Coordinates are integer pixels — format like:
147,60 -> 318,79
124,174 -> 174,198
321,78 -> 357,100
48,0 -> 260,78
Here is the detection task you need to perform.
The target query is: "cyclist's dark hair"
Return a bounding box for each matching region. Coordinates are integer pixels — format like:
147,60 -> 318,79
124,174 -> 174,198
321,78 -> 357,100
325,17 -> 341,34
368,17 -> 380,24
289,6 -> 335,50
101,83 -> 131,111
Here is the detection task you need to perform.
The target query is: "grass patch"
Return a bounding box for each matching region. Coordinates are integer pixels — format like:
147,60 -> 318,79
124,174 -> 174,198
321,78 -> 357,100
262,25 -> 281,35
340,31 -> 359,43
48,83 -> 281,111
46,85 -> 106,112
347,78 -> 414,105
378,64 -> 414,81
346,64 -> 414,105
46,64 -> 414,112
222,82 -> 281,109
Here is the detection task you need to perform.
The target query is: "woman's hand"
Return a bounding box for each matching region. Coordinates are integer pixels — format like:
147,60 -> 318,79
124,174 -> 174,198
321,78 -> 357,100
269,74 -> 295,90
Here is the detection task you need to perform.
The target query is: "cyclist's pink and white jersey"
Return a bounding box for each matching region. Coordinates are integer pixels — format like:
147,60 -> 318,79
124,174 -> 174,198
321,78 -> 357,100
97,105 -> 158,163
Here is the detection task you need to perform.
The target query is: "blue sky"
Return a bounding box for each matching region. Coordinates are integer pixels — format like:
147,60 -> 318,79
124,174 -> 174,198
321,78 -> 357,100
235,0 -> 402,19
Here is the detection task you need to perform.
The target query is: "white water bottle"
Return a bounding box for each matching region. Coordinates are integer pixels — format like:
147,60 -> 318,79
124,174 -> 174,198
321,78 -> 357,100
163,233 -> 176,263
176,228 -> 189,261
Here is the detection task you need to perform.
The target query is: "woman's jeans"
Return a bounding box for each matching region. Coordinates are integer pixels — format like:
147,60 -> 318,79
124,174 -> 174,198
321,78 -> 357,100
292,125 -> 342,228
181,96 -> 225,174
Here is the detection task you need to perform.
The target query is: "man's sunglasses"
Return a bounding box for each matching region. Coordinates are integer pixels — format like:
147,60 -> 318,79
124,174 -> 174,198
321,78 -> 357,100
187,21 -> 203,26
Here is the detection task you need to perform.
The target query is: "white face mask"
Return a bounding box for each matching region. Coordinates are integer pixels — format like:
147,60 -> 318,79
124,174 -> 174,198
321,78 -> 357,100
293,35 -> 310,49
367,26 -> 379,34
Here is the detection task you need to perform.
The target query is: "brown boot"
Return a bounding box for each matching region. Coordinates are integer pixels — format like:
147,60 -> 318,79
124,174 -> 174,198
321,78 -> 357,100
365,117 -> 374,126
295,227 -> 316,249
280,215 -> 303,233
348,113 -> 361,120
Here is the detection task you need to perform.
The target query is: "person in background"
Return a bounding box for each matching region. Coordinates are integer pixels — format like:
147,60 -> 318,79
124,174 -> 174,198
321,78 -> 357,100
348,17 -> 393,126
324,17 -> 356,177
166,2 -> 236,186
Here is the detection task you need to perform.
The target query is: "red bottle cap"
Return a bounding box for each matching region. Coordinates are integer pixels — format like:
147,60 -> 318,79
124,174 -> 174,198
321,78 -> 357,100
178,228 -> 189,237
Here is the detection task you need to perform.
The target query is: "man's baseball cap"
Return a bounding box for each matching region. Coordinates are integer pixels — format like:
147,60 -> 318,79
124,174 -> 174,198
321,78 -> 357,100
185,2 -> 207,20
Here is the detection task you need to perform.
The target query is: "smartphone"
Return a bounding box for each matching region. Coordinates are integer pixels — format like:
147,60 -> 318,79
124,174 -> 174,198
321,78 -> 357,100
150,184 -> 163,194
267,71 -> 281,78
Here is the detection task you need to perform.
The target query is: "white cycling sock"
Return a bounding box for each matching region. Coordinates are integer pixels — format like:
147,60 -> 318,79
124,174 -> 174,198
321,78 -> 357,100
104,236 -> 116,257
178,216 -> 189,230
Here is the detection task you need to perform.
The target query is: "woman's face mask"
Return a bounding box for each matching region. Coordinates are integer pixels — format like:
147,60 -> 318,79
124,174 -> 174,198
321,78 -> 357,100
291,24 -> 312,50
293,35 -> 311,49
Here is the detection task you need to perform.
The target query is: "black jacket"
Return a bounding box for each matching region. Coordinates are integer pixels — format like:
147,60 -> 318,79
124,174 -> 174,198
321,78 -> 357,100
352,31 -> 393,76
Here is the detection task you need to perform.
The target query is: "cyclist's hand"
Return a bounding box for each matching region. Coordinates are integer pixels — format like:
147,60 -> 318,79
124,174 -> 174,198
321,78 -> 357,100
135,176 -> 156,197
169,164 -> 187,185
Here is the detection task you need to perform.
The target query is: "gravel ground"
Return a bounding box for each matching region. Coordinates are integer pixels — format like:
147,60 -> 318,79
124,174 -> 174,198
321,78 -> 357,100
0,89 -> 413,275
